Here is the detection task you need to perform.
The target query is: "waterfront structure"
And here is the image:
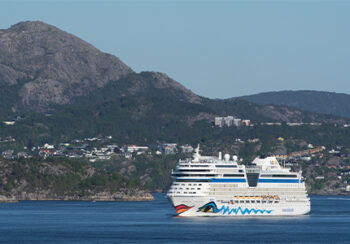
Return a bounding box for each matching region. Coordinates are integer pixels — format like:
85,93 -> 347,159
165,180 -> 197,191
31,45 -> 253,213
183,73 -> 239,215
167,146 -> 310,216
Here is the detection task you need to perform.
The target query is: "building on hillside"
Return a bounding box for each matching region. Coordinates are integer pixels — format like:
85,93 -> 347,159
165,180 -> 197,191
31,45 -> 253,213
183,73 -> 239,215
123,145 -> 149,153
215,117 -> 224,127
241,120 -> 251,126
261,122 -> 282,126
159,143 -> 178,154
315,176 -> 325,180
224,116 -> 234,127
2,137 -> 16,142
247,138 -> 259,143
214,116 -> 251,127
2,150 -> 14,159
17,152 -> 29,158
233,118 -> 242,127
180,145 -> 194,153
287,122 -> 304,126
43,143 -> 55,149
3,121 -> 15,125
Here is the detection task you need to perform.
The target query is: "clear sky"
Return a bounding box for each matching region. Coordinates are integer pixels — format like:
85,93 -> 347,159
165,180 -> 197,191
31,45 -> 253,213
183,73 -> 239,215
1,0 -> 349,98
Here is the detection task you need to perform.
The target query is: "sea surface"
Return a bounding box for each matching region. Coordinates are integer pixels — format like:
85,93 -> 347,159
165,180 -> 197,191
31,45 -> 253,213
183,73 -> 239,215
0,194 -> 349,243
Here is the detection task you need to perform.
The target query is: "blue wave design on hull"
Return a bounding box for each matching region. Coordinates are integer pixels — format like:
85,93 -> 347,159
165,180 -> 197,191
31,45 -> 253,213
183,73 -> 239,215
198,202 -> 272,215
220,206 -> 272,215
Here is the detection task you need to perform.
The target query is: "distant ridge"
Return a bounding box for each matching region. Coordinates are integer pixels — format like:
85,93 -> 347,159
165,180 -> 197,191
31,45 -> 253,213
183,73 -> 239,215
239,90 -> 350,119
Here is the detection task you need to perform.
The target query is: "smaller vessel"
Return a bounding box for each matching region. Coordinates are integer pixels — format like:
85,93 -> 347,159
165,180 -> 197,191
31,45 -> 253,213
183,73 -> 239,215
167,146 -> 310,216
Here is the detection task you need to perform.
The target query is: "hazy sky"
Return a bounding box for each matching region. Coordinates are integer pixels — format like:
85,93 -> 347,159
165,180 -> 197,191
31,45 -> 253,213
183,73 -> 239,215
1,1 -> 349,98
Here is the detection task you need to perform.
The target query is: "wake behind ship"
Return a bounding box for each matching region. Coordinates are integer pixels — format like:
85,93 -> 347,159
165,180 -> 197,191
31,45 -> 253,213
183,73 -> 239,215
167,146 -> 310,216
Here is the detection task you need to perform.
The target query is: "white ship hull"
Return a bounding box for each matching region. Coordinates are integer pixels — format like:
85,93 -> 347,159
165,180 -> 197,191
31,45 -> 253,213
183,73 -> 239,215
167,147 -> 311,217
168,196 -> 310,216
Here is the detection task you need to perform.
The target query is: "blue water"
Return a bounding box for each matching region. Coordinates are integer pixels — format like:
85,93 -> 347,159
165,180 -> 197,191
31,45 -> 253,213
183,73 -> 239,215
0,194 -> 349,243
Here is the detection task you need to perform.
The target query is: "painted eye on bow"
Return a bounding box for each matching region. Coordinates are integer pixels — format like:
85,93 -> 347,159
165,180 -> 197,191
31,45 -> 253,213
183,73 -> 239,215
175,204 -> 193,214
197,202 -> 218,213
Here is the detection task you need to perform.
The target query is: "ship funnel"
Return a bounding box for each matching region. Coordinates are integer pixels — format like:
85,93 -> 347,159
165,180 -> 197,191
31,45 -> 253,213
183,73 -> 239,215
219,152 -> 222,160
224,154 -> 230,161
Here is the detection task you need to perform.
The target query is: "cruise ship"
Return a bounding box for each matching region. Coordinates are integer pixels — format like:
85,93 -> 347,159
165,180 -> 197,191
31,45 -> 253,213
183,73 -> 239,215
167,146 -> 310,216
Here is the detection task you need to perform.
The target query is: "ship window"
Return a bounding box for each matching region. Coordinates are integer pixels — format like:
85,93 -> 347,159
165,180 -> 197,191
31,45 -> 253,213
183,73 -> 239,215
240,200 -> 244,203
197,188 -> 200,190
262,200 -> 266,204
256,200 -> 261,203
171,173 -> 215,177
235,200 -> 239,204
178,169 -> 211,172
268,200 -> 273,203
199,184 -> 202,186
215,165 -> 237,168
176,179 -> 211,182
239,170 -> 243,172
251,200 -> 255,203
245,200 -> 250,203
172,174 -> 216,177
260,174 -> 297,178
223,174 -> 245,177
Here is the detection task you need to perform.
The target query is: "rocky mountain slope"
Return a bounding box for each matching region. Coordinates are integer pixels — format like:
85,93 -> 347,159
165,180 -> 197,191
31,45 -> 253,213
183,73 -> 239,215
0,21 -> 133,111
240,90 -> 350,119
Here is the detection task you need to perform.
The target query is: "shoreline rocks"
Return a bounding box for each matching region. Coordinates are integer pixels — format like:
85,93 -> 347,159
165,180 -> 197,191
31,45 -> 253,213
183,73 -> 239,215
0,195 -> 18,203
0,190 -> 154,202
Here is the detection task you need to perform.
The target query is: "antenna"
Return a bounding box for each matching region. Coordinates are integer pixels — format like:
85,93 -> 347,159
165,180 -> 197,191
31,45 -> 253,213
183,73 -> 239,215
195,144 -> 200,156
193,144 -> 200,162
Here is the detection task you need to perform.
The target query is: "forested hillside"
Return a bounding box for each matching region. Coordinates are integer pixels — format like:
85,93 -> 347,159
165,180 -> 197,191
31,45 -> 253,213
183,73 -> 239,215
240,90 -> 350,118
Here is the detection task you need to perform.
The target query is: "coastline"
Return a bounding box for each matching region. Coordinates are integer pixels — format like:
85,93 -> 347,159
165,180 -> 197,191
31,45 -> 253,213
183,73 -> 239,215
1,192 -> 349,203
0,191 -> 154,203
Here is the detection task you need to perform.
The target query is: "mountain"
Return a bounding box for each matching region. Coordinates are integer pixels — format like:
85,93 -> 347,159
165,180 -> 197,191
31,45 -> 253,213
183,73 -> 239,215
0,21 -> 133,111
240,90 -> 350,119
0,21 -> 349,145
